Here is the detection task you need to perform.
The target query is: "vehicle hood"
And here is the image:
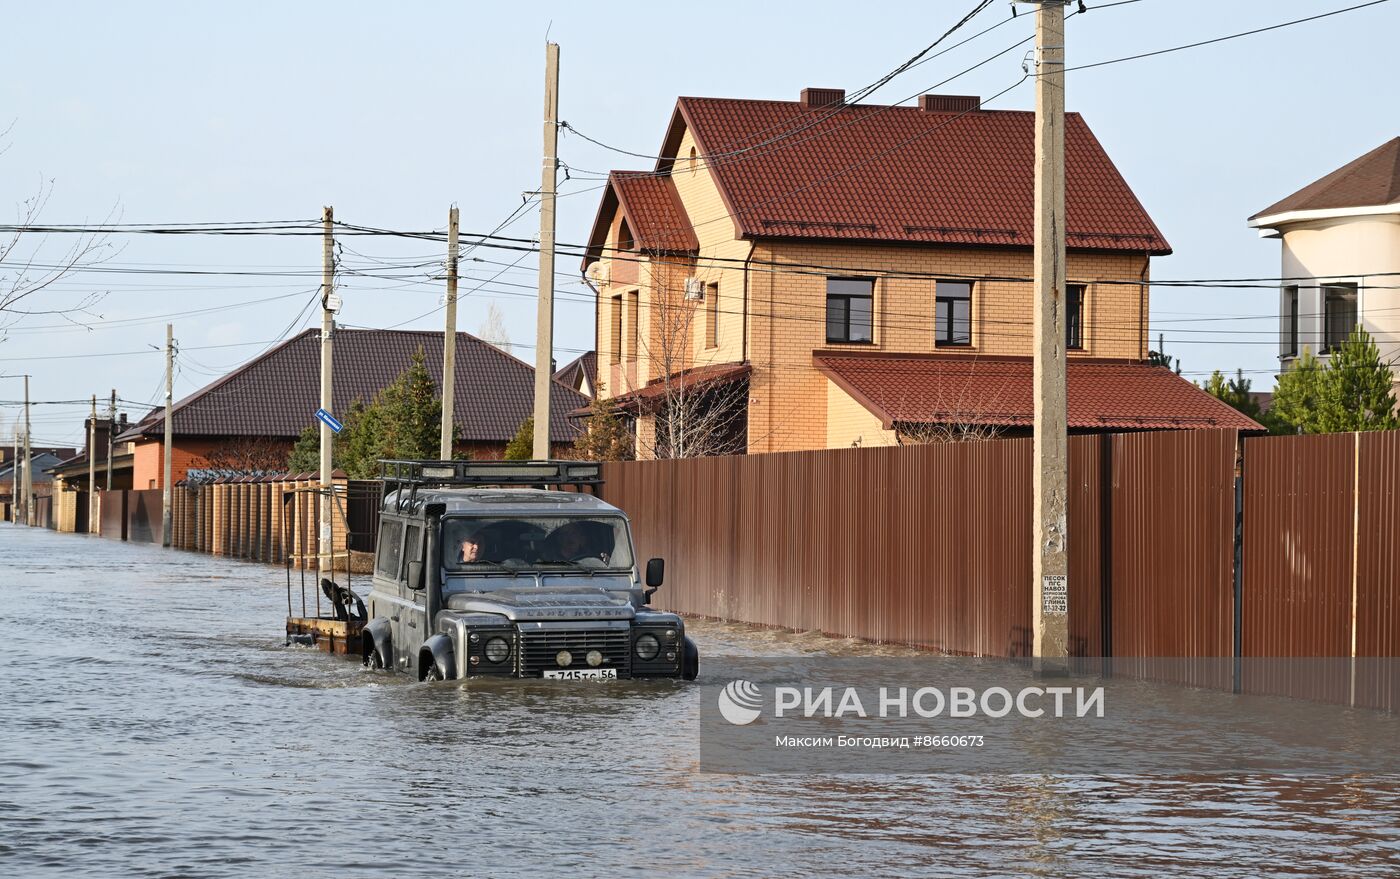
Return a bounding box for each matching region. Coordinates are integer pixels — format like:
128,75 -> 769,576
444,583 -> 636,622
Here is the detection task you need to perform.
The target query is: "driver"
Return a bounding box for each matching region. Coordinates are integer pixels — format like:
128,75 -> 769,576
458,533 -> 483,564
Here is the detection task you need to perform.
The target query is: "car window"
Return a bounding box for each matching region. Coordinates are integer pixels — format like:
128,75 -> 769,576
442,515 -> 632,572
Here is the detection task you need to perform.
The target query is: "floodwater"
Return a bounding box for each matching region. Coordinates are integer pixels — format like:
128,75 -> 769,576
2,525 -> 1397,878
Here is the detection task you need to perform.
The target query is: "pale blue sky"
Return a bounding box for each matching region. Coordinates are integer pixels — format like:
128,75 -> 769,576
2,0 -> 1395,445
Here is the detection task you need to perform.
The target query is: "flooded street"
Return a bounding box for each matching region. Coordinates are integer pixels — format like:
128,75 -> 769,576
2,524 -> 1398,878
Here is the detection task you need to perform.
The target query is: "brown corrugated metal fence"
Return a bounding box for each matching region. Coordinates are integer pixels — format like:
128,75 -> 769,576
602,429 -> 1241,659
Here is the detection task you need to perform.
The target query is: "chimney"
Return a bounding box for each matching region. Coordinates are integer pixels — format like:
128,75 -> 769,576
919,94 -> 981,113
800,88 -> 845,109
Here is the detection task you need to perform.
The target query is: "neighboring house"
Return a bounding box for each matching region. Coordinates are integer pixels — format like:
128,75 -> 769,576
1248,137 -> 1400,395
1,451 -> 67,499
47,413 -> 136,493
582,88 -> 1260,456
554,351 -> 598,398
115,328 -> 588,488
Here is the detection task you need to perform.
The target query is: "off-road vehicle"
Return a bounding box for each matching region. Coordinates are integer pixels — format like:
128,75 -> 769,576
358,459 -> 699,682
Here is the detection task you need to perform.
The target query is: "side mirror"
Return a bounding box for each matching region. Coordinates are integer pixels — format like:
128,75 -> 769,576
406,560 -> 425,591
644,557 -> 665,590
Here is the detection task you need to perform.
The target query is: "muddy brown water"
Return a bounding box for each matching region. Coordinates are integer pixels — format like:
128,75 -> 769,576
2,525 -> 1397,877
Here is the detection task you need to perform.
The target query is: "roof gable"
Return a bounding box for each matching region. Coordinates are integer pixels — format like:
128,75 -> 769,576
583,171 -> 698,270
656,96 -> 1170,253
123,329 -> 587,443
1251,137 -> 1400,221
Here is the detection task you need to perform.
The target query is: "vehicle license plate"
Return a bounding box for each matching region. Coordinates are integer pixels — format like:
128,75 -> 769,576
543,668 -> 617,680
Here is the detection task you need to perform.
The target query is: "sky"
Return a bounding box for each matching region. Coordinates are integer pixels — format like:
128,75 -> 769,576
1,0 -> 1396,447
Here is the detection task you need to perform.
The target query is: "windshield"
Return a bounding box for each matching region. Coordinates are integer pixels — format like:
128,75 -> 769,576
441,515 -> 634,573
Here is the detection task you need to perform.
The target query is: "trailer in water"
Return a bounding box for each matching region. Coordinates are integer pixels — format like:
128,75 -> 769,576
283,482 -> 367,656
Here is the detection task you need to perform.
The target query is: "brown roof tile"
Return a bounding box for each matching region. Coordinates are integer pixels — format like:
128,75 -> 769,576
661,96 -> 1170,253
1251,137 -> 1400,220
815,352 -> 1262,432
119,328 -> 586,443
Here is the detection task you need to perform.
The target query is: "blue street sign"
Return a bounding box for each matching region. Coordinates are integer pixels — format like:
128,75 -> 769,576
315,408 -> 344,434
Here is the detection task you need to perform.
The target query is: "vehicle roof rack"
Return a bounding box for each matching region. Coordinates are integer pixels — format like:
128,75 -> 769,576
378,459 -> 604,511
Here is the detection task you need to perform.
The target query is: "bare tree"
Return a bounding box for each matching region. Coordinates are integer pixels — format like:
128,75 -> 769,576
202,437 -> 291,477
633,262 -> 747,459
889,358 -> 1016,445
477,301 -> 511,351
0,169 -> 115,335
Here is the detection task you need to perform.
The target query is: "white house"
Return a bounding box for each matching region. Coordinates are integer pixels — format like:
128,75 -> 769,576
1249,137 -> 1400,394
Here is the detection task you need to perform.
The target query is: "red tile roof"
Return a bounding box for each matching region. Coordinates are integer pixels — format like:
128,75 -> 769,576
583,172 -> 699,268
1251,137 -> 1400,220
601,362 -> 751,414
814,352 -> 1262,432
657,97 -> 1170,253
118,329 -> 587,443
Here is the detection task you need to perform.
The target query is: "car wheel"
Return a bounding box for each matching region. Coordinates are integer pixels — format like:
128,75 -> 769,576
365,649 -> 385,670
424,661 -> 444,682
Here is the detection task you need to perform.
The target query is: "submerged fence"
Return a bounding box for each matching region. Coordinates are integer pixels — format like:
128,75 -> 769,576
600,428 -> 1400,669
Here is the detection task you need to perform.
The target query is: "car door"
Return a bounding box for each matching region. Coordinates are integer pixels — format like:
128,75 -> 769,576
397,522 -> 428,672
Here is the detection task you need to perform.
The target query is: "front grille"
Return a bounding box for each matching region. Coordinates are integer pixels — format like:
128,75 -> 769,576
518,628 -> 632,677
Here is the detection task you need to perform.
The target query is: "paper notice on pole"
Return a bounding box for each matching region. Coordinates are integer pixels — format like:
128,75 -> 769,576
1042,575 -> 1068,616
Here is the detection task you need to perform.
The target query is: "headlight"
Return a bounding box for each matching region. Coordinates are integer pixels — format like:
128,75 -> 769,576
485,636 -> 511,664
634,633 -> 660,661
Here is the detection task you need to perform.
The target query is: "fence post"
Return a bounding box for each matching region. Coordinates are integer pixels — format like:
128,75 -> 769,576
1232,438 -> 1245,694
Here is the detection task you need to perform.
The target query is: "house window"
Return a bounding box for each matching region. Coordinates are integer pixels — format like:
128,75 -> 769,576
1066,284 -> 1085,350
935,280 -> 972,346
609,295 -> 622,364
826,278 -> 874,344
688,146 -> 697,174
617,219 -> 634,252
706,283 -> 719,348
1323,282 -> 1357,352
627,290 -> 640,360
1283,285 -> 1299,356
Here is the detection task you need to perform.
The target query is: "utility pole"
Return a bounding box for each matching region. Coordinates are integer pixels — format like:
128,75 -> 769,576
106,389 -> 116,491
1029,0 -> 1070,670
439,205 -> 460,460
319,206 -> 335,583
88,395 -> 98,534
10,422 -> 18,524
162,324 -> 174,547
532,41 -> 560,461
23,374 -> 33,527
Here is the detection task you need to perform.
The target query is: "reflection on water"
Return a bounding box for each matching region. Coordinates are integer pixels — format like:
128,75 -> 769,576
1,526 -> 1397,877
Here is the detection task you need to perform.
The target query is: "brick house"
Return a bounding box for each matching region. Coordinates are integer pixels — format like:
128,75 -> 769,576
581,88 -> 1259,456
117,328 -> 587,488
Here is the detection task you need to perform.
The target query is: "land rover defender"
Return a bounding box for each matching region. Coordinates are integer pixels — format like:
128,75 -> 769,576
359,459 -> 699,682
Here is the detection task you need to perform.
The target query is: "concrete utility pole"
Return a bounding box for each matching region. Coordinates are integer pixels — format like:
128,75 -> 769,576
162,324 -> 174,547
10,426 -> 17,524
88,395 -> 98,534
439,205 -> 460,460
319,206 -> 335,583
532,41 -> 560,461
23,374 -> 33,527
106,389 -> 115,491
1030,0 -> 1070,669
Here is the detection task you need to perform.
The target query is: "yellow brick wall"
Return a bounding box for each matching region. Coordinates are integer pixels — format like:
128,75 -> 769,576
746,242 -> 1150,453
826,380 -> 898,449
